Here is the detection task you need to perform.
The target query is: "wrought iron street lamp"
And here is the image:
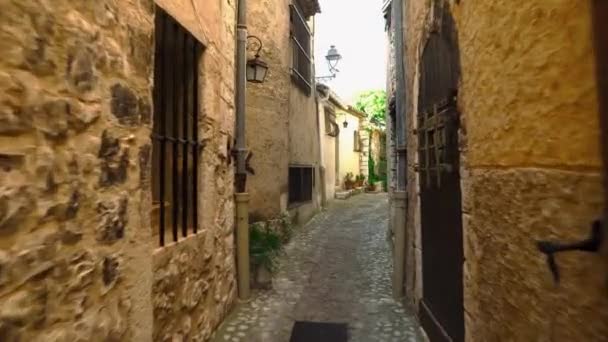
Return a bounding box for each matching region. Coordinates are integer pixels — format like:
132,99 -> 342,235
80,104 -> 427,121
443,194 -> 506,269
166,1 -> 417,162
316,45 -> 342,82
246,35 -> 268,83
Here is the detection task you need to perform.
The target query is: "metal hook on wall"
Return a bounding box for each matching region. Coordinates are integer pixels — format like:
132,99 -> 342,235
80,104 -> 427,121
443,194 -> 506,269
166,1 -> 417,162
536,219 -> 604,284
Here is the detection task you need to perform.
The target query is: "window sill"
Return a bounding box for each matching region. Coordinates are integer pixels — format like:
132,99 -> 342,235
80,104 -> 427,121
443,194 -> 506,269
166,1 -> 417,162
287,200 -> 313,209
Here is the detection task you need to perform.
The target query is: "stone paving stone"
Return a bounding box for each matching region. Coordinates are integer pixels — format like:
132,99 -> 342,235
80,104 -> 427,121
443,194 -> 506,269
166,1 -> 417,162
211,194 -> 423,342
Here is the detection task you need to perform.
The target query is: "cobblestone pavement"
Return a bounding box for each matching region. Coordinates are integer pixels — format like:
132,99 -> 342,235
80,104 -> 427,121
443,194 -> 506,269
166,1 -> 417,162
212,193 -> 422,342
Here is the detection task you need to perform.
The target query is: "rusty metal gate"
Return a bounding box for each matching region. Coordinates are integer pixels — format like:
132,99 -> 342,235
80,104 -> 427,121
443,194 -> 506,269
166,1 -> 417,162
416,7 -> 464,342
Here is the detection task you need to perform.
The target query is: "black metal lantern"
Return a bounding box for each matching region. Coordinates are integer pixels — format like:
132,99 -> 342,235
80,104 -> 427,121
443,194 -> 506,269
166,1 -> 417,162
246,36 -> 268,83
343,119 -> 348,128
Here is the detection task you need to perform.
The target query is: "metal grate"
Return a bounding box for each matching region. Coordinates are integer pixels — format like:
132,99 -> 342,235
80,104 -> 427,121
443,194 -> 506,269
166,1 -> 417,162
288,166 -> 314,204
290,3 -> 312,95
152,7 -> 204,247
289,321 -> 347,342
417,98 -> 457,189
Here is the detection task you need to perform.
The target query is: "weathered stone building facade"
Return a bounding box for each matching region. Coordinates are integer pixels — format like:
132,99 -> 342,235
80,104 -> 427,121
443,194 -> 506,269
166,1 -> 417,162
0,0 -> 237,340
245,0 -> 322,225
387,0 -> 608,340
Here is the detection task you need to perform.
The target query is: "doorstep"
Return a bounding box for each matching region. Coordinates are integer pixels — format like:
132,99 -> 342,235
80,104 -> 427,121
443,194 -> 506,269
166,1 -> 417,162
334,187 -> 364,200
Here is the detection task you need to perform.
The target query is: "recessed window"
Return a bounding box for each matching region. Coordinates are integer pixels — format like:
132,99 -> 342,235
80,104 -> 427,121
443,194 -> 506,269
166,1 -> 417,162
354,130 -> 362,152
152,7 -> 204,247
290,2 -> 312,95
289,166 -> 314,204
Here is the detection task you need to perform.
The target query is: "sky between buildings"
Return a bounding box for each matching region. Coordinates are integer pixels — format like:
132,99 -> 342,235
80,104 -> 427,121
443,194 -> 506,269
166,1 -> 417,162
314,0 -> 388,103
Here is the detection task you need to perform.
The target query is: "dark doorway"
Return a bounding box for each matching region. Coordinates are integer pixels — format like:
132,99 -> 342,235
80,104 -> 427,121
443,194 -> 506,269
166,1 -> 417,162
416,6 -> 464,342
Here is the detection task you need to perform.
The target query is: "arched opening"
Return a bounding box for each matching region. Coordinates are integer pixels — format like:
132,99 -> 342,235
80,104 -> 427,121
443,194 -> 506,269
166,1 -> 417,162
417,6 -> 464,342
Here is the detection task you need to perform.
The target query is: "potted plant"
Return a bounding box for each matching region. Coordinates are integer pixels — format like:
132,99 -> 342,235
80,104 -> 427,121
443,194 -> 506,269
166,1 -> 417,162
344,172 -> 355,190
355,174 -> 366,188
250,223 -> 282,289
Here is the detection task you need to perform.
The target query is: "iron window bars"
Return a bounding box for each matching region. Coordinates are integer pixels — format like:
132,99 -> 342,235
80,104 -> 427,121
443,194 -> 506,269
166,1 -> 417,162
290,2 -> 313,95
416,98 -> 457,189
288,166 -> 314,204
152,7 -> 204,247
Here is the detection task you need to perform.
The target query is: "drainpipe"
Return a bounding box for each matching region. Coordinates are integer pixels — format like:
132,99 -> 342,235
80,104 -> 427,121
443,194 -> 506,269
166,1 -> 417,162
392,0 -> 408,300
235,0 -> 250,300
317,87 -> 331,207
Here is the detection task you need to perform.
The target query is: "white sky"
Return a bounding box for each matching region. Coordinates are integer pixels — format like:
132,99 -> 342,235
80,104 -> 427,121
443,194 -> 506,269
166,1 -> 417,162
314,0 -> 388,102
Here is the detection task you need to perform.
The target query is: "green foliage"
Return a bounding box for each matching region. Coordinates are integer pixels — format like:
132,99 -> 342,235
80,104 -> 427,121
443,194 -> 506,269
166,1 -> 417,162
278,212 -> 294,243
344,172 -> 354,182
368,156 -> 378,183
250,223 -> 282,272
368,150 -> 387,186
353,90 -> 387,128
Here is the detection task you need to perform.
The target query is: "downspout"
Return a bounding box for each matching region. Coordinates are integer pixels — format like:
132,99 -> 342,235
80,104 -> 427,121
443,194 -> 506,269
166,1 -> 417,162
235,0 -> 250,300
392,0 -> 408,300
317,87 -> 329,207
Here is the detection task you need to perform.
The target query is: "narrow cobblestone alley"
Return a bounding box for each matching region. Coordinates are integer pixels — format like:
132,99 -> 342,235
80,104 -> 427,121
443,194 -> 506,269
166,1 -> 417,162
212,194 -> 422,342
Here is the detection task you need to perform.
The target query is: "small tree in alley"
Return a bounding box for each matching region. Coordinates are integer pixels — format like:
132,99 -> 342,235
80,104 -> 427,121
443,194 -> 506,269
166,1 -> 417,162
353,90 -> 387,190
353,89 -> 387,129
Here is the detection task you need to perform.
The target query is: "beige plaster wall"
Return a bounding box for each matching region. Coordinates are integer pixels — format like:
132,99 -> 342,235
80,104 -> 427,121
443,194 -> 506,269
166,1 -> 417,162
323,133 -> 337,198
318,102 -> 337,202
337,111 -> 363,187
401,0 -> 608,340
246,0 -> 291,221
0,0 -> 237,341
288,80 -> 322,224
286,5 -> 322,224
245,0 -> 321,224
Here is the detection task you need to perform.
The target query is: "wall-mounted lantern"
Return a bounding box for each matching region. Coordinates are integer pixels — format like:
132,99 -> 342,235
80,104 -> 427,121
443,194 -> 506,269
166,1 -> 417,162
246,35 -> 268,83
343,119 -> 348,128
316,45 -> 342,82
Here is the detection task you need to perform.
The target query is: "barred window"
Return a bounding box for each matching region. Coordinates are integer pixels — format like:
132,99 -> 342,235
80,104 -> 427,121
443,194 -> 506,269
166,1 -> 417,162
290,2 -> 312,95
152,7 -> 204,247
289,166 -> 314,204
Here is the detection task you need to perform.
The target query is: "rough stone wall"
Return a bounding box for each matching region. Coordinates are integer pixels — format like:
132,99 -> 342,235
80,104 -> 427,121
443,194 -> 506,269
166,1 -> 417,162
370,130 -> 383,177
0,0 -> 237,341
246,0 -> 291,221
151,1 -> 237,341
455,0 -> 608,340
0,0 -> 155,340
359,127 -> 370,179
402,0 -> 608,340
402,0 -> 428,308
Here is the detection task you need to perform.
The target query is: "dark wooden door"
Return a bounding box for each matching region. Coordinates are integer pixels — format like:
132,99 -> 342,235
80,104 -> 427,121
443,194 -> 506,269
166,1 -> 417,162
417,8 -> 464,342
